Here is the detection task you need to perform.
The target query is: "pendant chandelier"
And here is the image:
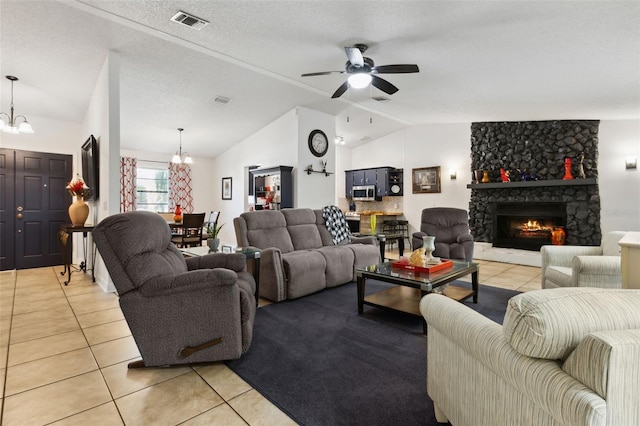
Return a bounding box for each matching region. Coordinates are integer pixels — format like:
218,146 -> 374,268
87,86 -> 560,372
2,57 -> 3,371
0,76 -> 34,134
171,128 -> 193,164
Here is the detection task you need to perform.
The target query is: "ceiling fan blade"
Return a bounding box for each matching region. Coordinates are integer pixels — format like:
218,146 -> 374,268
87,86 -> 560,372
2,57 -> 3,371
371,75 -> 399,95
372,64 -> 420,74
301,71 -> 344,77
331,81 -> 350,98
344,47 -> 364,67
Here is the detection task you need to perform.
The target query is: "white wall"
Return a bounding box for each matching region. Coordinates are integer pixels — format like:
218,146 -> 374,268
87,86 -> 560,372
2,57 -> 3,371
0,115 -> 82,154
296,107 -> 335,209
211,109 -> 298,244
343,120 -> 640,238
80,52 -> 119,292
598,120 -> 640,233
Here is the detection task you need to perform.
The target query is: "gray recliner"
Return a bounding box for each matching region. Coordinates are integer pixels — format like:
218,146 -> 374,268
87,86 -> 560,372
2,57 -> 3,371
411,207 -> 474,262
93,211 -> 256,367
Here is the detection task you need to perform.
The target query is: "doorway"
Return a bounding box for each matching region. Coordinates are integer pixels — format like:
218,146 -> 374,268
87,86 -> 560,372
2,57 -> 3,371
0,148 -> 72,270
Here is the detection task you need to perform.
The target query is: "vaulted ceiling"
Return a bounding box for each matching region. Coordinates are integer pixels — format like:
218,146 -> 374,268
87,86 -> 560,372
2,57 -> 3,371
1,1 -> 638,158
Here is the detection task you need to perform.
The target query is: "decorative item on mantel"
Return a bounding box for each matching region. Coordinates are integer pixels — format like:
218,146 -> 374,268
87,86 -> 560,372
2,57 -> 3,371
481,170 -> 490,183
563,157 -> 574,180
577,153 -> 586,178
475,170 -> 484,184
518,169 -> 539,181
66,174 -> 89,226
500,168 -> 510,182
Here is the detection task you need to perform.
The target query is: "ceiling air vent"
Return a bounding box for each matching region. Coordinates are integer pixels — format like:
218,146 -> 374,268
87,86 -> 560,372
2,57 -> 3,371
214,96 -> 231,104
170,11 -> 209,30
371,96 -> 390,102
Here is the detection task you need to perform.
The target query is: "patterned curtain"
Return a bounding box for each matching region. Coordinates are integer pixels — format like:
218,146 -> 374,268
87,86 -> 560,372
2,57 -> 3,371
120,157 -> 137,212
169,163 -> 193,213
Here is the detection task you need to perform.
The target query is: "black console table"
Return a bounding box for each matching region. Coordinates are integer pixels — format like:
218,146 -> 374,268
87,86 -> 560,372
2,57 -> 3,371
58,225 -> 96,285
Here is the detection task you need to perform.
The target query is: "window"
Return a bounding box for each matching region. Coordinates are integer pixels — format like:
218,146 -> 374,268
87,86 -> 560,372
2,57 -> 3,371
136,161 -> 169,212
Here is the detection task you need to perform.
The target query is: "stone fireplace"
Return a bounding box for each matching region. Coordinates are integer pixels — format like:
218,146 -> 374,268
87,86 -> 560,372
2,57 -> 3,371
469,120 -> 601,249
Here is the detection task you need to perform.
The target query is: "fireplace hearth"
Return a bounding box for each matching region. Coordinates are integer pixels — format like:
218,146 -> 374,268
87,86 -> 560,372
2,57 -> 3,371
492,202 -> 566,251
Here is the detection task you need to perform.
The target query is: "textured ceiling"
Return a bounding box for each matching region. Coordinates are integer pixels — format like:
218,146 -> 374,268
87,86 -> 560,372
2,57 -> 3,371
1,1 -> 638,158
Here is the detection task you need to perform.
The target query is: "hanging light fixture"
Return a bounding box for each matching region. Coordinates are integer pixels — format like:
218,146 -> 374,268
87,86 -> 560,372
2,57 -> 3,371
171,128 -> 193,164
0,76 -> 34,134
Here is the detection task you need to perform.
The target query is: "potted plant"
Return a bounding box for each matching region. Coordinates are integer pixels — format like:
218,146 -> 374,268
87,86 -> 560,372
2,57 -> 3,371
205,216 -> 225,251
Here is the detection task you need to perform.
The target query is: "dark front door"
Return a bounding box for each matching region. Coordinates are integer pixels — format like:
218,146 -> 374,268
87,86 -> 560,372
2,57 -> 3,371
0,148 -> 72,270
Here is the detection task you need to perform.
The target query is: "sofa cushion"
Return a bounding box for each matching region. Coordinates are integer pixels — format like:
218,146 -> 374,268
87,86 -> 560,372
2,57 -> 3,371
545,266 -> 572,287
316,246 -> 355,287
242,210 -> 295,253
503,287 -> 640,360
282,208 -> 323,250
282,250 -> 327,299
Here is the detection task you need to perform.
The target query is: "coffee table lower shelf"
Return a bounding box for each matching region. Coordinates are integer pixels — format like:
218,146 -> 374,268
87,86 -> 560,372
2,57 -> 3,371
363,285 -> 475,317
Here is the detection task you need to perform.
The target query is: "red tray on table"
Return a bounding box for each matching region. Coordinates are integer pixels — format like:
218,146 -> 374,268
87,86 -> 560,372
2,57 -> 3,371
391,258 -> 454,274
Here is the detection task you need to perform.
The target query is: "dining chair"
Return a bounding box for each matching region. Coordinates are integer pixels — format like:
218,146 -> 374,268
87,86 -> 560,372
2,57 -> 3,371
171,212 -> 206,247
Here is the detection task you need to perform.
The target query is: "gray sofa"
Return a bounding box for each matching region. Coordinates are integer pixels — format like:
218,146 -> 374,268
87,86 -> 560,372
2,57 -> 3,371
421,287 -> 640,425
234,208 -> 380,301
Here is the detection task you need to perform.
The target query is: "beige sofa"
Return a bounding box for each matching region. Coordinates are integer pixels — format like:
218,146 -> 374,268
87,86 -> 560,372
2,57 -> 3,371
420,287 -> 640,426
234,208 -> 380,301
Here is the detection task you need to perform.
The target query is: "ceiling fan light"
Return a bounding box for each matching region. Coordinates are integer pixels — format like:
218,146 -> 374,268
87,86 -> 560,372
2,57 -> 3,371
348,73 -> 372,89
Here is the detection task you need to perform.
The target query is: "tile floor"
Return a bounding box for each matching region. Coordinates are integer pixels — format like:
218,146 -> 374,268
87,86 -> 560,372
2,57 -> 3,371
0,256 -> 541,425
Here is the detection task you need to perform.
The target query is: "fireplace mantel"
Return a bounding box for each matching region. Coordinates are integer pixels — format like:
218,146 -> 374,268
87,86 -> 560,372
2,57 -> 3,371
466,178 -> 597,190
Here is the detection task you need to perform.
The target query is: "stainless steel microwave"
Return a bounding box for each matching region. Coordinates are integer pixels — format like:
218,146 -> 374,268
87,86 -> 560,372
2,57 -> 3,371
352,185 -> 376,201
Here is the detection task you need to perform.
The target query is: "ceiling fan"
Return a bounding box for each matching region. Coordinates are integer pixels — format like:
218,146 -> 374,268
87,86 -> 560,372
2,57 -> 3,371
301,44 -> 419,98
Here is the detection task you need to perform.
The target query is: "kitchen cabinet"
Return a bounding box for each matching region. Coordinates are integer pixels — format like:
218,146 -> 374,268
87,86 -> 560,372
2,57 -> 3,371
251,165 -> 293,210
364,169 -> 377,185
345,167 -> 403,198
345,171 -> 355,198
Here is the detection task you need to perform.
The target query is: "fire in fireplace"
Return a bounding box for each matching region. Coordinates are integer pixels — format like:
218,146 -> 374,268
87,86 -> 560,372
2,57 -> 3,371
492,202 -> 566,251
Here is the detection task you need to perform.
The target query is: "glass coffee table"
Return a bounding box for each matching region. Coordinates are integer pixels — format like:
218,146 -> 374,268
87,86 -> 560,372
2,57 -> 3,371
356,260 -> 479,330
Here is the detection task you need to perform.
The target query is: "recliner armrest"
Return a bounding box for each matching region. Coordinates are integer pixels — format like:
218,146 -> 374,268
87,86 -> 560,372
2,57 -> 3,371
350,235 -> 376,245
186,252 -> 247,272
457,233 -> 474,243
413,231 -> 427,239
138,269 -> 238,297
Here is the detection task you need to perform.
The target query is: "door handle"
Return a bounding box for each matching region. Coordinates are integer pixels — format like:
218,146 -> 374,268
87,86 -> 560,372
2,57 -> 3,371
17,206 -> 23,212
17,213 -> 23,219
17,206 -> 23,219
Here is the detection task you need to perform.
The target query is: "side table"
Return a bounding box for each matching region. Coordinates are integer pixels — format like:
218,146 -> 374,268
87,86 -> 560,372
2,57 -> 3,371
58,224 -> 96,285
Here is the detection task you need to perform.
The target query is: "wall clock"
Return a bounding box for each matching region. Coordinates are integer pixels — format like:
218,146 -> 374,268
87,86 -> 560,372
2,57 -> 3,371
308,129 -> 328,157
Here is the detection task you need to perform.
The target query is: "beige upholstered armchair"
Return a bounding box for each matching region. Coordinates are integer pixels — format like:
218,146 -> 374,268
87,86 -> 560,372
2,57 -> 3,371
421,287 -> 640,426
541,231 -> 626,289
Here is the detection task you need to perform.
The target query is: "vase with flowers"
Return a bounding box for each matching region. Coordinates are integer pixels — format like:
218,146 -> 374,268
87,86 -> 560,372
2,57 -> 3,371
66,174 -> 90,226
205,215 -> 225,252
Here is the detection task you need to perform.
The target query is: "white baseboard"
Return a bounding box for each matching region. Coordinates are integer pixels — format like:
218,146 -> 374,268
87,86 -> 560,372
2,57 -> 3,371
473,242 -> 541,267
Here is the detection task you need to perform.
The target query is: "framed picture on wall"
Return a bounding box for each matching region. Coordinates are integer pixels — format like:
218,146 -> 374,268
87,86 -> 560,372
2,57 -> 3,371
222,177 -> 232,200
412,166 -> 441,194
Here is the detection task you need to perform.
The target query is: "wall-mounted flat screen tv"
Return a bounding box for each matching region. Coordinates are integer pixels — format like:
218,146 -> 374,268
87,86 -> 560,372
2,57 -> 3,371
81,135 -> 99,201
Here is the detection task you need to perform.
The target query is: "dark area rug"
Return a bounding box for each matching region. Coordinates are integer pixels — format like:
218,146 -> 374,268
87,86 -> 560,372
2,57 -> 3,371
226,281 -> 520,426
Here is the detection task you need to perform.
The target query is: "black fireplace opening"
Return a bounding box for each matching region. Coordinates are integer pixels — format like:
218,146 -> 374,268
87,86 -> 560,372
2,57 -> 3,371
492,202 -> 566,251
